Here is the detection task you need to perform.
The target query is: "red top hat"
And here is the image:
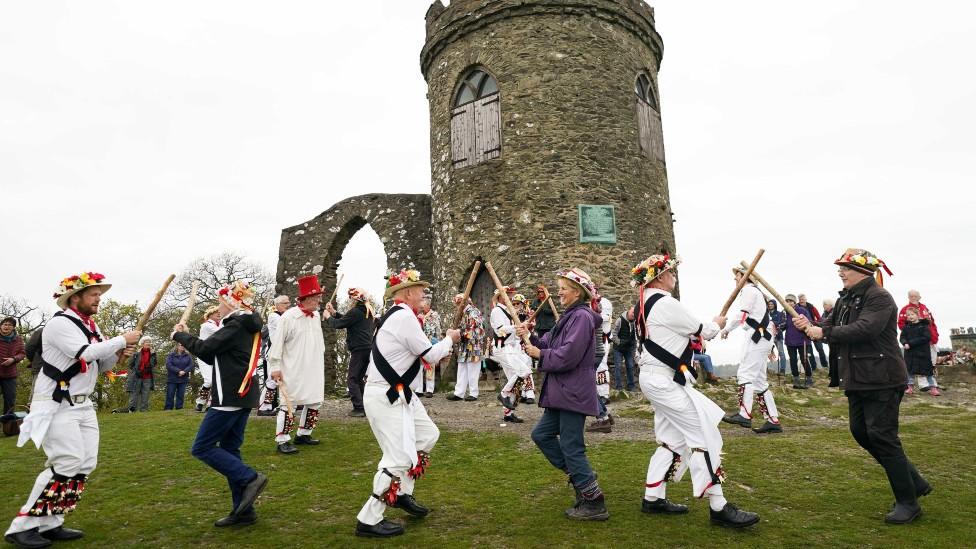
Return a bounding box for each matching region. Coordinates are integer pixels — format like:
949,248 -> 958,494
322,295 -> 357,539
297,275 -> 323,299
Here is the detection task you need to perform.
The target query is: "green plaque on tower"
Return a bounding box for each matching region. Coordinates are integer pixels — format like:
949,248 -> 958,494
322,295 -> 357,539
578,204 -> 616,245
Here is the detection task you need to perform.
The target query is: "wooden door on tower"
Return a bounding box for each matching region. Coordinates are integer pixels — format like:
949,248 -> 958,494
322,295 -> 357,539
469,268 -> 495,337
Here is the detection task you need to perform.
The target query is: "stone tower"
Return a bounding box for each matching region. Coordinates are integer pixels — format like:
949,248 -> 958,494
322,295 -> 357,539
277,0 -> 675,389
421,0 -> 675,318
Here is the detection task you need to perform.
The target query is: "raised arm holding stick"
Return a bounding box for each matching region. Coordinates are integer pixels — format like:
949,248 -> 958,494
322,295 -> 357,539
719,249 -> 764,316
737,260 -> 799,319
179,281 -> 200,326
452,261 -> 481,329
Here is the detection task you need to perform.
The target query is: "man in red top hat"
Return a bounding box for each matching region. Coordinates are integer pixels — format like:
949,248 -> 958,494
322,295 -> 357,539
268,275 -> 326,455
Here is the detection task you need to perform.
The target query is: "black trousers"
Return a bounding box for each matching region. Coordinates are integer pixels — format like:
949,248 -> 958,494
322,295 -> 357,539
347,349 -> 370,411
0,377 -> 16,414
847,388 -> 907,463
787,345 -> 812,377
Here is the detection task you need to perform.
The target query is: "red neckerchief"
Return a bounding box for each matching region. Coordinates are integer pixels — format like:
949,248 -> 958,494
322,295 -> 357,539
297,305 -> 315,318
70,306 -> 97,335
395,300 -> 423,327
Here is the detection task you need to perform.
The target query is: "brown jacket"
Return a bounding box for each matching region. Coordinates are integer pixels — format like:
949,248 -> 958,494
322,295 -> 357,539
822,276 -> 908,392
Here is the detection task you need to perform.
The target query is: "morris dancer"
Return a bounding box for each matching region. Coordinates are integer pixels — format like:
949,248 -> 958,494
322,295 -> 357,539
491,287 -> 533,423
173,281 -> 268,528
594,287 -> 612,404
518,268 -> 608,521
420,296 -> 441,398
513,294 -> 536,405
355,269 -> 459,538
194,305 -> 222,412
446,294 -> 484,402
268,275 -> 326,455
630,255 -> 759,528
720,266 -> 783,434
257,295 -> 290,417
5,272 -> 140,548
325,288 -> 375,417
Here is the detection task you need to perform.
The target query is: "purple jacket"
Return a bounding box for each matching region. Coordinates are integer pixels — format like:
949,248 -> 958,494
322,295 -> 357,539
785,305 -> 813,346
532,302 -> 601,417
165,351 -> 194,383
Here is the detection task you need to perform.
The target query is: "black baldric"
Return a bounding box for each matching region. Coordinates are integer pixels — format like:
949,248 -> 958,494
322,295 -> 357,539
634,293 -> 697,386
42,312 -> 103,405
371,305 -> 428,404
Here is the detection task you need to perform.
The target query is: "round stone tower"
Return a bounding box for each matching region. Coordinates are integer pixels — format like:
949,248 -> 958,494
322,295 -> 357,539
421,0 -> 676,316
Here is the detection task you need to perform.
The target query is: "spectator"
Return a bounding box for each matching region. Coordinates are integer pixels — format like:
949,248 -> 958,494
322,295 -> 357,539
898,290 -> 940,384
530,284 -> 557,339
24,327 -> 45,378
610,310 -> 636,390
164,343 -> 194,410
798,294 -> 828,370
767,300 -> 788,375
0,317 -> 26,414
784,294 -> 813,389
900,307 -> 940,396
690,335 -> 719,383
324,288 -> 375,417
127,336 -> 156,412
419,297 -> 442,398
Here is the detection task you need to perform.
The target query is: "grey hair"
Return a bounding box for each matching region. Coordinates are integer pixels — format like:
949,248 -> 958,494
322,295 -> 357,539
139,336 -> 151,345
908,289 -> 921,298
273,295 -> 291,305
823,298 -> 835,308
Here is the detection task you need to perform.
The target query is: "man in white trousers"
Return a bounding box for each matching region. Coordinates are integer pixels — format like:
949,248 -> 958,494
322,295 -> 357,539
257,295 -> 290,416
195,305 -> 222,412
355,269 -> 459,538
446,294 -> 485,402
490,288 -> 534,423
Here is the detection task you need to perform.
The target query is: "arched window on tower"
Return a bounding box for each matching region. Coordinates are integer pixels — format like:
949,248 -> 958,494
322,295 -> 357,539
635,72 -> 665,162
451,68 -> 501,169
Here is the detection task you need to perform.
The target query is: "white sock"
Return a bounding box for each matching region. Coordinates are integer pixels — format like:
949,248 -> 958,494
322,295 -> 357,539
708,493 -> 728,512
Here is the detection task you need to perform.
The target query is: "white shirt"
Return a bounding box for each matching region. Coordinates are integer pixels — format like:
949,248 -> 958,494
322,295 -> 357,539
267,310 -> 284,340
636,289 -> 720,370
600,297 -> 613,334
366,304 -> 454,393
38,309 -> 126,399
725,284 -> 768,334
267,306 -> 325,404
196,319 -> 220,370
490,304 -> 521,353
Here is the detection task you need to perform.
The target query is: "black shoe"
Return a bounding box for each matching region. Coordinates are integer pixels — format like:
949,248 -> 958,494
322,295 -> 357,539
503,414 -> 524,423
446,394 -> 463,401
586,419 -> 612,433
885,503 -> 922,524
234,472 -> 268,516
195,404 -> 204,412
348,409 -> 366,417
463,395 -> 478,401
497,394 -> 516,409
566,498 -> 610,521
294,435 -> 320,445
722,413 -> 752,428
710,503 -> 760,528
4,528 -> 52,548
424,392 -> 433,398
752,421 -> 783,434
641,498 -> 689,514
256,409 -> 276,417
277,442 -> 299,454
215,512 -> 257,527
393,494 -> 430,518
355,519 -> 404,538
522,397 -> 535,404
39,526 -> 84,541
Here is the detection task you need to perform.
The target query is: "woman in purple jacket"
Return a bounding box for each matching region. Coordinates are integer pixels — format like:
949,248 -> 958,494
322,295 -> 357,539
784,294 -> 814,388
520,268 -> 606,521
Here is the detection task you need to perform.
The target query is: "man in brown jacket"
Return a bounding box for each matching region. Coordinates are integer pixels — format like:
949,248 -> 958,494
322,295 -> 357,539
794,248 -> 930,525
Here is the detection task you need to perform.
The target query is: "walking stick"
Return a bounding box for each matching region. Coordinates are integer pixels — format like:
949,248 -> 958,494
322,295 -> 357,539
134,274 -> 176,332
277,379 -> 295,418
737,260 -> 800,319
483,262 -> 531,346
527,290 -> 552,322
179,281 -> 200,326
452,261 -> 482,329
327,274 -> 345,305
719,249 -> 764,316
547,295 -> 560,321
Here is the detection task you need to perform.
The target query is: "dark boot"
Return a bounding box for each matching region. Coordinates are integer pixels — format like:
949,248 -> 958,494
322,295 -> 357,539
39,527 -> 84,541
710,503 -> 760,528
909,462 -> 933,497
3,528 -> 52,548
566,496 -> 610,521
234,472 -> 269,516
641,498 -> 689,514
215,511 -> 257,527
392,494 -> 429,518
355,519 -> 404,538
881,457 -> 922,524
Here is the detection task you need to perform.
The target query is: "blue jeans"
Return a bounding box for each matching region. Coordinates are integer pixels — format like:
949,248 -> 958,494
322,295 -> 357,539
613,347 -> 635,390
773,339 -> 787,373
165,382 -> 187,410
531,408 -> 595,488
693,352 -> 714,374
191,408 -> 258,513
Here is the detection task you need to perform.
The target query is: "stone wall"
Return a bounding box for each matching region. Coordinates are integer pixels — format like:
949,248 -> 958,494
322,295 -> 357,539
275,193 -> 432,389
422,0 -> 676,319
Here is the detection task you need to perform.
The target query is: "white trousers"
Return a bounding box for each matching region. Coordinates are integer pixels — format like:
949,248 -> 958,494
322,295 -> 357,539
196,362 -> 213,406
6,403 -> 98,536
735,340 -> 777,420
357,384 -> 439,526
275,402 -> 322,443
259,378 -> 278,411
453,361 -> 481,398
640,372 -> 724,502
596,359 -> 610,399
497,351 -> 533,396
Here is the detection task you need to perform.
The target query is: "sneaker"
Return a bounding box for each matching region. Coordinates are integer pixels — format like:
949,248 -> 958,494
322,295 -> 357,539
929,387 -> 941,397
586,419 -> 612,433
566,498 -> 610,521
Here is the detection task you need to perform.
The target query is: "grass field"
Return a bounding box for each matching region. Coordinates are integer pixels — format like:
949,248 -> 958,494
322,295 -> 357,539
2,369 -> 975,549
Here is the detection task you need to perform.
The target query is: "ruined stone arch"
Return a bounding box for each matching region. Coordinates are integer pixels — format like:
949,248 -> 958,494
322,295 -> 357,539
276,193 -> 433,391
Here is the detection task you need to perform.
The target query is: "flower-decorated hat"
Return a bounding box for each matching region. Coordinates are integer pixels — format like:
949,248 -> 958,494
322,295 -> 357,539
512,293 -> 527,305
630,254 -> 680,287
835,248 -> 892,275
348,288 -> 375,318
54,272 -> 111,309
453,293 -> 472,305
297,275 -> 323,299
218,281 -> 255,310
384,268 -> 428,300
201,304 -> 221,322
557,267 -> 595,300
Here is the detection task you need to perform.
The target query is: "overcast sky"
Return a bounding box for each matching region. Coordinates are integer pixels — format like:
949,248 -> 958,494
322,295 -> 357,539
1,1 -> 973,363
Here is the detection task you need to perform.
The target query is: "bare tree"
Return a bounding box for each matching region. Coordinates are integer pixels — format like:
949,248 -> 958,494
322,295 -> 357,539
0,294 -> 50,336
164,252 -> 275,313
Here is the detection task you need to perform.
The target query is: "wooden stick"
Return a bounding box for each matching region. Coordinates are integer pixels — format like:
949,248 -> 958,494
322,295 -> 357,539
720,249 -> 765,316
547,295 -> 560,321
277,379 -> 295,418
452,261 -> 482,328
135,274 -> 175,332
527,291 -> 550,322
327,273 -> 345,305
483,262 -> 532,346
179,281 -> 200,326
738,260 -> 800,319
